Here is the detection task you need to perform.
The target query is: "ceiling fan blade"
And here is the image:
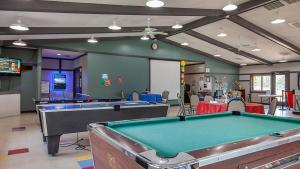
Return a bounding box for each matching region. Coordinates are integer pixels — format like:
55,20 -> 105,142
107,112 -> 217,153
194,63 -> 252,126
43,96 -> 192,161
149,34 -> 155,39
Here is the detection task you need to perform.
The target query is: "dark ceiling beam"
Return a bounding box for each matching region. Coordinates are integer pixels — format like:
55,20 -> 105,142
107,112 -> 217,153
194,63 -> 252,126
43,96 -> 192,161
161,39 -> 240,66
3,36 -> 140,45
0,26 -> 171,35
229,15 -> 300,55
186,30 -> 273,65
0,0 -> 223,16
158,0 -> 277,39
159,16 -> 225,38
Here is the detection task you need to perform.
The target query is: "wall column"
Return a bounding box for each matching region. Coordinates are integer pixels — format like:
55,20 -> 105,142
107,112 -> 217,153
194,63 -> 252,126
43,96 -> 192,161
36,48 -> 42,99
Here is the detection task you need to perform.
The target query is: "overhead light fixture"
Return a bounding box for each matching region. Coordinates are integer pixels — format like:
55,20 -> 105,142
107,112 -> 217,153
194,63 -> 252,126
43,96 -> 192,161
141,34 -> 149,41
12,39 -> 27,46
240,63 -> 247,66
214,54 -> 221,57
172,22 -> 183,29
57,53 -> 61,56
9,20 -> 29,31
108,20 -> 122,30
181,42 -> 189,46
217,33 -> 227,37
146,0 -> 165,8
87,36 -> 98,43
222,1 -> 238,11
271,18 -> 286,24
279,60 -> 287,63
252,48 -> 261,52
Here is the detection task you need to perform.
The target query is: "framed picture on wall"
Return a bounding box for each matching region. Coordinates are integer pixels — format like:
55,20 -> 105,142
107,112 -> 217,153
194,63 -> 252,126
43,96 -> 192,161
53,74 -> 66,90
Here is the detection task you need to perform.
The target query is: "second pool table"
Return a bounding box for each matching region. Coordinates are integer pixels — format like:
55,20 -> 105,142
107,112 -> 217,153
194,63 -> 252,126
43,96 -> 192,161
89,112 -> 300,169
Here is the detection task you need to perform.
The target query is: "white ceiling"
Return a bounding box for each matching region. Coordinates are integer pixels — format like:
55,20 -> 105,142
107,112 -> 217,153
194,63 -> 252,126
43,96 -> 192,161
42,48 -> 84,59
44,0 -> 249,9
1,0 -> 299,65
0,11 -> 201,27
194,19 -> 300,63
240,0 -> 300,47
167,33 -> 259,65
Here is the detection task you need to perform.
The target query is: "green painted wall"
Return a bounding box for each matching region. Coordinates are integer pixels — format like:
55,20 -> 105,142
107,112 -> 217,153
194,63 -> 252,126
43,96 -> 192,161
0,47 -> 38,111
41,39 -> 238,74
87,53 -> 149,97
39,39 -> 239,98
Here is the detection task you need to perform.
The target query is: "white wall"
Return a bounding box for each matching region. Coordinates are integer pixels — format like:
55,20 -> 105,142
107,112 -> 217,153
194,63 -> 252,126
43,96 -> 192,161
240,62 -> 300,74
0,93 -> 20,118
150,60 -> 180,100
239,62 -> 300,102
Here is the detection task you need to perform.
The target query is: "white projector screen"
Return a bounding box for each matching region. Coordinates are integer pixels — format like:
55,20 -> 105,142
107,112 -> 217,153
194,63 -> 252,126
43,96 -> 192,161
150,60 -> 180,100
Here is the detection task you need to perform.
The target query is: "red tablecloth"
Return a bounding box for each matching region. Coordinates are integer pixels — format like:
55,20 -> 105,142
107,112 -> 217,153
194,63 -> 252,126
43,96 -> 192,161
196,102 -> 265,115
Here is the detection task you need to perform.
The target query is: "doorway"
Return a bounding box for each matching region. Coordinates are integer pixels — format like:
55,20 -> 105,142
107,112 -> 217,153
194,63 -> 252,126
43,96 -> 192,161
73,67 -> 82,98
273,72 -> 289,103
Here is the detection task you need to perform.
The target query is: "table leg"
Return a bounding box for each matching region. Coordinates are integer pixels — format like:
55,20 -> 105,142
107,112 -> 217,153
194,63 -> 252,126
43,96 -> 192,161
47,135 -> 61,156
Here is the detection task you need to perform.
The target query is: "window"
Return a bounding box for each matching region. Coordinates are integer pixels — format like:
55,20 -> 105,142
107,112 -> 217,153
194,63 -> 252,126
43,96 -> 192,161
252,75 -> 271,91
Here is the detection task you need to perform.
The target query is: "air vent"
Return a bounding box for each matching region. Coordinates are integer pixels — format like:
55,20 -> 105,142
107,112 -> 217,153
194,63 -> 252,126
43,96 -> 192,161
280,51 -> 291,56
234,57 -> 243,61
283,0 -> 300,4
288,21 -> 300,29
264,1 -> 285,10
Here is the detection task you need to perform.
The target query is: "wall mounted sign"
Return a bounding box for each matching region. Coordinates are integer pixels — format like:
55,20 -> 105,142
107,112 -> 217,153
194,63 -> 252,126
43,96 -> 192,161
41,80 -> 50,94
116,76 -> 124,84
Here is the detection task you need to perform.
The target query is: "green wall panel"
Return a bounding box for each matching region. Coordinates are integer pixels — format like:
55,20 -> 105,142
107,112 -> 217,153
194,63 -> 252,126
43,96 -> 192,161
39,39 -> 239,98
87,53 -> 149,97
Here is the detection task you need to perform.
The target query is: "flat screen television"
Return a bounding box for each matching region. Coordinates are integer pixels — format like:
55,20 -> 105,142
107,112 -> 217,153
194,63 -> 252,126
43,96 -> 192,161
0,58 -> 21,75
53,74 -> 66,90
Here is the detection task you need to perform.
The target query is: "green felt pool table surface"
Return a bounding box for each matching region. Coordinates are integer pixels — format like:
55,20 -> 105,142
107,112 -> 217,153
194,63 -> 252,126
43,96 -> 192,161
107,112 -> 300,158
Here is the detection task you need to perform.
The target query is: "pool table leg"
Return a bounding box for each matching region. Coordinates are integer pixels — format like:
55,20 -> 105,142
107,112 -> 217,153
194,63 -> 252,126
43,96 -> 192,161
47,135 -> 61,156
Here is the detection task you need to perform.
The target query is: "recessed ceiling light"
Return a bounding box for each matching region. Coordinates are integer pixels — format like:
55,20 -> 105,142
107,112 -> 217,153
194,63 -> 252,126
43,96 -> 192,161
141,35 -> 149,41
251,48 -> 261,52
214,54 -> 221,57
57,53 -> 61,56
271,18 -> 286,24
9,20 -> 29,31
172,23 -> 183,29
222,1 -> 238,11
87,36 -> 98,43
108,20 -> 122,30
12,39 -> 27,46
279,60 -> 287,63
217,33 -> 227,37
146,0 -> 165,8
240,63 -> 247,66
181,42 -> 189,46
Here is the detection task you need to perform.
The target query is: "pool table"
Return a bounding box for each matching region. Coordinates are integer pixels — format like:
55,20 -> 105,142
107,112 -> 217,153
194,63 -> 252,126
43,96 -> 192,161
36,101 -> 168,155
89,112 -> 300,169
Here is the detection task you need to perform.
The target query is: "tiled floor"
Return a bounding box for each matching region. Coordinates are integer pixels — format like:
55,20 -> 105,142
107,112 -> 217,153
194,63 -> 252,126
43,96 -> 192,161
0,106 -> 298,169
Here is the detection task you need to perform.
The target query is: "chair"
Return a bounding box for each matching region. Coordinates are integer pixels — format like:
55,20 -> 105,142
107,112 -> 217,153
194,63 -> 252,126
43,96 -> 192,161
268,98 -> 278,116
162,90 -> 170,104
131,91 -> 139,101
177,93 -> 192,116
228,98 -> 246,112
215,90 -> 224,99
204,95 -> 213,103
190,95 -> 199,113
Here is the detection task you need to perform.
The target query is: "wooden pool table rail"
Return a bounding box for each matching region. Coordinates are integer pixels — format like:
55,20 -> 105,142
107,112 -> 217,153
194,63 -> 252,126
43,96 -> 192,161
89,119 -> 300,169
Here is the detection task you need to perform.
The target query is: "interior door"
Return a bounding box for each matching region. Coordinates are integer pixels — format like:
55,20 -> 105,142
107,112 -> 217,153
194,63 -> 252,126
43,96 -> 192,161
73,67 -> 82,98
273,72 -> 289,103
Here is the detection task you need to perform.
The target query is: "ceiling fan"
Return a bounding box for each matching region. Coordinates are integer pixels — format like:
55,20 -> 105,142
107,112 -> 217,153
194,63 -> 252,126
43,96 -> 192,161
140,18 -> 168,39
